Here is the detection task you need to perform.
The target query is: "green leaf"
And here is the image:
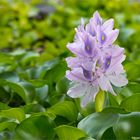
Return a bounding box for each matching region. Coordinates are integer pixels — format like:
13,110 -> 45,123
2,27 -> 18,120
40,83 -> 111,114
0,72 -> 19,82
79,137 -> 96,140
20,51 -> 39,66
46,101 -> 78,121
0,122 -> 17,132
42,60 -> 67,84
120,82 -> 140,97
0,102 -> 10,110
127,83 -> 140,94
28,79 -> 48,87
35,85 -> 48,101
99,127 -> 116,140
13,115 -> 55,140
107,93 -> 119,107
55,125 -> 86,140
120,94 -> 140,112
113,112 -> 140,139
0,108 -> 25,122
0,53 -> 14,64
78,112 -> 118,139
39,58 -> 60,79
56,77 -> 69,94
23,104 -> 45,114
6,81 -> 35,104
25,58 -> 61,80
102,107 -> 126,114
0,91 -> 10,106
125,63 -> 140,82
95,90 -> 105,112
0,79 -> 35,104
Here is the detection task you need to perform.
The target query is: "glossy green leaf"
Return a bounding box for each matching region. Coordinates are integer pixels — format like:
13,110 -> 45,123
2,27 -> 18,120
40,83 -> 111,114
113,112 -> 140,139
35,85 -> 48,101
120,82 -> 140,97
47,101 -> 78,121
56,77 -> 69,94
7,81 -> 35,104
23,104 -> 45,114
55,125 -> 86,140
28,79 -> 48,87
0,0 -> 140,139
43,60 -> 67,84
39,58 -> 60,79
0,122 -> 17,132
14,115 -> 55,140
120,94 -> 140,112
20,51 -> 39,66
78,112 -> 118,139
107,93 -> 119,107
0,108 -> 25,122
0,72 -> 19,82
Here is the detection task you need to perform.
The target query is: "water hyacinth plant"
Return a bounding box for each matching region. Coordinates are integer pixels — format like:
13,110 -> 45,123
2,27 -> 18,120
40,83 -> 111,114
66,11 -> 128,107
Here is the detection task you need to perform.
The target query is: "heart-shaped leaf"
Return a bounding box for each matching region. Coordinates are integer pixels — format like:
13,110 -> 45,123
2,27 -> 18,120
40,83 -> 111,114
55,125 -> 86,140
78,112 -> 118,139
13,115 -> 55,140
46,101 -> 78,121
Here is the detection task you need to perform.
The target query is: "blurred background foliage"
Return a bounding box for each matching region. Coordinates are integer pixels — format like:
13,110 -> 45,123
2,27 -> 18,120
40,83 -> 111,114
0,0 -> 140,61
0,0 -> 140,139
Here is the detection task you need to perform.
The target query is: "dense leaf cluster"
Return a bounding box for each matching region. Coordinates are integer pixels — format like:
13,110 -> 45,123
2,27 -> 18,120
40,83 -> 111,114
0,0 -> 140,139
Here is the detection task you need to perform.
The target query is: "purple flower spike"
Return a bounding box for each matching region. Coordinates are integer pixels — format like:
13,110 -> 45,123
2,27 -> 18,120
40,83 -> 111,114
93,11 -> 102,26
104,56 -> 111,70
82,67 -> 93,81
99,31 -> 107,45
86,23 -> 96,36
102,19 -> 114,32
66,11 -> 128,107
84,35 -> 93,55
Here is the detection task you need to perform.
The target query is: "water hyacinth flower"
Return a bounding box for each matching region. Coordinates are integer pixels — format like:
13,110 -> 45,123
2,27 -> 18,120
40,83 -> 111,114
66,11 -> 128,107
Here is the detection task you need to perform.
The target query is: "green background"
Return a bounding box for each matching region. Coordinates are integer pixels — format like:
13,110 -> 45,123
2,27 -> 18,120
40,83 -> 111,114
0,0 -> 140,139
